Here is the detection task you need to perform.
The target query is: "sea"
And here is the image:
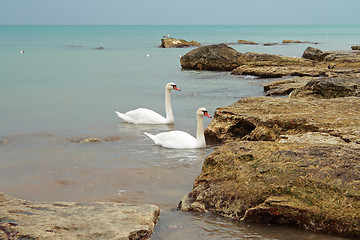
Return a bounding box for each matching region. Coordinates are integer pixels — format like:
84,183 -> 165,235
1,25 -> 359,239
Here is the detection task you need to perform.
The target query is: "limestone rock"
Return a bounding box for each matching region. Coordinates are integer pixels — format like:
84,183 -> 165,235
180,43 -> 245,71
204,96 -> 360,144
232,65 -> 330,78
0,192 -> 160,240
231,52 -> 329,78
180,140 -> 360,237
302,47 -> 325,61
302,47 -> 360,67
282,40 -> 318,44
322,50 -> 360,63
263,43 -> 280,46
237,40 -> 258,45
263,77 -> 314,96
160,38 -> 201,48
290,76 -> 360,99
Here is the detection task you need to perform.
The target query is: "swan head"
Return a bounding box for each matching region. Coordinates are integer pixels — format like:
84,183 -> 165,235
197,107 -> 212,118
166,82 -> 181,91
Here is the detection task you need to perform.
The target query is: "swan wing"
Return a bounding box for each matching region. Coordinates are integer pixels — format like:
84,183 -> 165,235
116,108 -> 168,124
149,131 -> 198,149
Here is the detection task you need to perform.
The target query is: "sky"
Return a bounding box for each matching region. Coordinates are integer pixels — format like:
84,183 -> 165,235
1,0 -> 360,25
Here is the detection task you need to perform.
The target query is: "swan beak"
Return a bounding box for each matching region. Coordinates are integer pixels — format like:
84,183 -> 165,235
173,85 -> 181,91
204,112 -> 212,118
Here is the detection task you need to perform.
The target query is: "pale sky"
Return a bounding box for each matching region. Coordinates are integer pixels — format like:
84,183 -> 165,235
1,0 -> 360,25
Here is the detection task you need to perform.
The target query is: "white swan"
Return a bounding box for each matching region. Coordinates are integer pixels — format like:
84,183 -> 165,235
115,82 -> 181,124
144,108 -> 212,149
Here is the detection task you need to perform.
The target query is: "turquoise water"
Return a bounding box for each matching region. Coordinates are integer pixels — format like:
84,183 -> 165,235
1,25 -> 357,239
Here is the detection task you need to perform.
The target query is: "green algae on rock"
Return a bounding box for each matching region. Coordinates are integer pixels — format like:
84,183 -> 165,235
180,140 -> 360,238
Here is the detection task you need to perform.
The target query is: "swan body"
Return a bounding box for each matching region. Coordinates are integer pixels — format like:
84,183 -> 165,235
144,108 -> 212,149
115,83 -> 180,124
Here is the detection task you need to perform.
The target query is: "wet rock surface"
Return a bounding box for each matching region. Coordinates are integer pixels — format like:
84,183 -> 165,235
181,93 -> 360,237
0,192 -> 160,240
180,140 -> 360,237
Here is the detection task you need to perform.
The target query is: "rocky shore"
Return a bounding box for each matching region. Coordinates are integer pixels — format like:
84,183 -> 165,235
179,43 -> 360,238
0,192 -> 159,239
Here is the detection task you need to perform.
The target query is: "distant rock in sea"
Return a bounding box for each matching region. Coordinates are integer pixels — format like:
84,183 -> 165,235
237,40 -> 258,45
160,38 -> 201,48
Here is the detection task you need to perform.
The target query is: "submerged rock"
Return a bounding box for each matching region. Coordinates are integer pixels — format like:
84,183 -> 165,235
70,136 -> 123,143
160,38 -> 201,48
0,192 -> 159,239
180,140 -> 360,238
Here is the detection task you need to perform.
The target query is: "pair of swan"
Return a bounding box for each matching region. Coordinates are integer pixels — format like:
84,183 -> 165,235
115,83 -> 212,149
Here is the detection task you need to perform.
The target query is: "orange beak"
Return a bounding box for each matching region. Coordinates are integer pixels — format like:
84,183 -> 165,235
173,86 -> 181,91
204,112 -> 212,118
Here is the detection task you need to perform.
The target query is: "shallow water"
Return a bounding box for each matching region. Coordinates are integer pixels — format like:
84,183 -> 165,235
1,25 -> 357,239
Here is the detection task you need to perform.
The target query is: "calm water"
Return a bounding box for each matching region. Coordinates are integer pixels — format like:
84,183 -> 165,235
1,25 -> 358,239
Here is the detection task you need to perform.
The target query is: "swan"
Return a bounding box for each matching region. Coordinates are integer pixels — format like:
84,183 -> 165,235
115,82 -> 181,124
144,108 -> 212,149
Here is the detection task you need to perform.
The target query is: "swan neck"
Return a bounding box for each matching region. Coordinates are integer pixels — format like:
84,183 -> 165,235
196,114 -> 205,144
165,88 -> 173,122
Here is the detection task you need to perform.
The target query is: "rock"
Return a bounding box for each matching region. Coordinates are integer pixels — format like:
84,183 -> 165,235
70,136 -> 123,143
290,76 -> 360,99
302,47 -> 360,67
160,38 -> 201,48
204,96 -> 360,144
282,40 -> 318,44
231,52 -> 330,78
93,47 -> 105,50
263,43 -> 280,46
352,46 -> 360,50
237,40 -> 258,45
232,65 -> 330,78
322,50 -> 360,63
180,43 -> 245,71
263,77 -> 314,96
302,47 -> 325,61
179,140 -> 360,238
277,132 -> 355,145
241,52 -> 312,65
0,192 -> 160,240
